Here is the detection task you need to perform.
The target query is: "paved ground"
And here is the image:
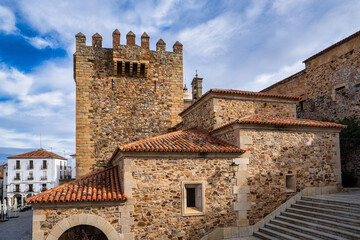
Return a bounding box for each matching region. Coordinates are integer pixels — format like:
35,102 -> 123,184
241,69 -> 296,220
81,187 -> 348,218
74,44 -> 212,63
311,187 -> 360,204
0,209 -> 32,240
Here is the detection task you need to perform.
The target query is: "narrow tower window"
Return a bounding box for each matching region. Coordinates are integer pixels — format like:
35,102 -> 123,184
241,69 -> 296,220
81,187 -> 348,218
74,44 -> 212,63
140,63 -> 146,77
125,62 -> 130,75
133,62 -> 138,76
117,61 -> 122,75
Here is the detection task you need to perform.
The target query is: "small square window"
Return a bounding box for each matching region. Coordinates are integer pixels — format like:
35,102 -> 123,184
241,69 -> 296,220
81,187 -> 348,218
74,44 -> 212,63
182,182 -> 205,216
285,175 -> 296,192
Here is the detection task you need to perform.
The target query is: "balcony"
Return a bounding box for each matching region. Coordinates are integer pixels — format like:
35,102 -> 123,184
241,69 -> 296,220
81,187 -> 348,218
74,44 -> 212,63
41,176 -> 47,180
14,177 -> 21,180
14,166 -> 21,170
28,176 -> 34,180
14,189 -> 20,193
28,189 -> 34,192
41,188 -> 47,192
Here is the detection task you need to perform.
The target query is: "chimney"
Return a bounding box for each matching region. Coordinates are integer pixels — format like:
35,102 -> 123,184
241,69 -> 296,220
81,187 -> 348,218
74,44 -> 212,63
75,32 -> 86,51
191,72 -> 203,102
141,32 -> 150,50
126,31 -> 136,46
156,39 -> 166,51
92,33 -> 102,48
113,29 -> 120,48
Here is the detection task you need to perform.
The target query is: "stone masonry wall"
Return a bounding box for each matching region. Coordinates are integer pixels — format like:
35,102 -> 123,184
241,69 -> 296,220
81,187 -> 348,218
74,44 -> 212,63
180,98 -> 214,130
32,202 -> 135,239
213,98 -> 297,129
241,128 -> 341,225
180,96 -> 297,132
122,157 -> 238,240
75,33 -> 183,177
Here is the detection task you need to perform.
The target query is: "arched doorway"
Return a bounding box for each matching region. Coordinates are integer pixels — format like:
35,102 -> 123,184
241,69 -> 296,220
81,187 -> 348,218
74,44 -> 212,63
13,194 -> 22,206
59,225 -> 108,240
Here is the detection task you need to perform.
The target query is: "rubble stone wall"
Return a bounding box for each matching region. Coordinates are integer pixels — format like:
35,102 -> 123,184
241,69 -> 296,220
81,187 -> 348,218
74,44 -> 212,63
121,156 -> 238,240
32,202 -> 135,240
180,98 -> 214,130
240,128 -> 341,225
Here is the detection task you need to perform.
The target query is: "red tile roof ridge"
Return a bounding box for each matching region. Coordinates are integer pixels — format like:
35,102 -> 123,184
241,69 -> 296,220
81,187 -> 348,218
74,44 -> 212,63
110,128 -> 244,159
210,114 -> 347,133
25,165 -> 126,204
8,149 -> 67,160
180,88 -> 301,116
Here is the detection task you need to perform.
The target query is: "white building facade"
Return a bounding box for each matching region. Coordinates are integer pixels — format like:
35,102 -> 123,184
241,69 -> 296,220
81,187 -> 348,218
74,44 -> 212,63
6,149 -> 68,206
70,154 -> 76,179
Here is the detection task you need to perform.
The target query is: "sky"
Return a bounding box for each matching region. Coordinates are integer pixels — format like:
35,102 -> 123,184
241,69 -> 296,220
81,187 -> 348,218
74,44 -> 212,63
0,0 -> 359,164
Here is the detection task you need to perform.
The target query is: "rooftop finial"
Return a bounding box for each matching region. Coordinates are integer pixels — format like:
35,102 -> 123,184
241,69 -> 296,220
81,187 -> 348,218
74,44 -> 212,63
183,84 -> 188,92
195,69 -> 198,78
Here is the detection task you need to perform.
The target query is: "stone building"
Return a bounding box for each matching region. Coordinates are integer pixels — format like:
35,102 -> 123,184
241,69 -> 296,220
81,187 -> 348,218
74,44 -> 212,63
27,30 -> 347,240
261,30 -> 360,185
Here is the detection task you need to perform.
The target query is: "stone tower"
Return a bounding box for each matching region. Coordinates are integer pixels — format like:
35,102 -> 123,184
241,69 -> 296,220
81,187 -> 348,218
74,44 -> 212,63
74,30 -> 183,177
191,72 -> 203,102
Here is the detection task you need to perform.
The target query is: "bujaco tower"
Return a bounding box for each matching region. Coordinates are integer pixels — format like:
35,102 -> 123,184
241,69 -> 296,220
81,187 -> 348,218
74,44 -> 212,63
74,30 -> 183,177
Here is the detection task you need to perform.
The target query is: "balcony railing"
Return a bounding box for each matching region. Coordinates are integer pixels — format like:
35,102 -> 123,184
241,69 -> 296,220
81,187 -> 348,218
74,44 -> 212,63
27,165 -> 34,170
14,166 -> 21,170
14,189 -> 20,193
28,176 -> 34,180
41,176 -> 47,180
14,177 -> 20,180
28,189 -> 34,192
41,188 -> 47,192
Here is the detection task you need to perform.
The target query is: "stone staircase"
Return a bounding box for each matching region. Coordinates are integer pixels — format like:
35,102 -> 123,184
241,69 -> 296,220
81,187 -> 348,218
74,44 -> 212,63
253,195 -> 360,240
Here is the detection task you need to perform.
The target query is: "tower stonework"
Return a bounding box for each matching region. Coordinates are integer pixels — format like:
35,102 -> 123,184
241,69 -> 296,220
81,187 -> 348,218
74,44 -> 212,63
74,30 -> 183,177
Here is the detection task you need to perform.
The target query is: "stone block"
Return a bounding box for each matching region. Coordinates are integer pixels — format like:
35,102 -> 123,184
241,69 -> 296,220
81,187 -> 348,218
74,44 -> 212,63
238,226 -> 253,236
208,228 -> 224,240
237,193 -> 247,202
233,202 -> 251,211
58,219 -> 71,232
233,186 -> 250,194
33,231 -> 44,240
46,234 -> 58,240
238,210 -> 247,219
233,158 -> 249,165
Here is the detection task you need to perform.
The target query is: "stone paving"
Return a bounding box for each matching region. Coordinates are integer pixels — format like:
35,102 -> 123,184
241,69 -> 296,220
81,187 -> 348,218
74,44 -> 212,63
0,209 -> 32,240
311,187 -> 360,204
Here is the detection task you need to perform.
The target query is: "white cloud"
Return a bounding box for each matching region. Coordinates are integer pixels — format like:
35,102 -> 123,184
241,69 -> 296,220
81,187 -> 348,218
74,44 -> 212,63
0,5 -> 16,34
248,61 -> 304,91
0,64 -> 32,98
26,36 -> 54,49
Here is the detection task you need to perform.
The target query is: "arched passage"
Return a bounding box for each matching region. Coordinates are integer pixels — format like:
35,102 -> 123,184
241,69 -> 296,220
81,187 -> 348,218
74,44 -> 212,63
59,225 -> 107,240
46,214 -> 120,240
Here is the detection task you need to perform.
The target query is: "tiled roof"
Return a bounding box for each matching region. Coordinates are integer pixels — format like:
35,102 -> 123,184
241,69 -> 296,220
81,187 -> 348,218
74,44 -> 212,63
211,114 -> 347,132
180,88 -> 301,115
8,149 -> 67,160
70,153 -> 76,157
26,166 -> 126,203
112,129 -> 245,155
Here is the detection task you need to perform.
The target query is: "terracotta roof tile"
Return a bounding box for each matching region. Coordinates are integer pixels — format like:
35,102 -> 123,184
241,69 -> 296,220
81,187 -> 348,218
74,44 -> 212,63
8,149 -> 67,160
114,128 -> 245,154
180,88 -> 301,116
25,166 -> 126,203
210,114 -> 347,132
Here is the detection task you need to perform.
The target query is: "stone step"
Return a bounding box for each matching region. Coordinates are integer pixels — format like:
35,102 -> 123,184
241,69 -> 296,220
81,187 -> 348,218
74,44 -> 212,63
301,196 -> 360,208
286,208 -> 360,227
279,212 -> 360,234
271,218 -> 358,240
291,203 -> 360,220
277,214 -> 360,236
297,199 -> 360,214
258,227 -> 301,240
264,223 -> 323,240
253,231 -> 281,240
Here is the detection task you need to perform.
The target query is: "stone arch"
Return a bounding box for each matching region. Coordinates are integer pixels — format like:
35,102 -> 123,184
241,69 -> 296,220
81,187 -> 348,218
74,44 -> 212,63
46,214 -> 120,240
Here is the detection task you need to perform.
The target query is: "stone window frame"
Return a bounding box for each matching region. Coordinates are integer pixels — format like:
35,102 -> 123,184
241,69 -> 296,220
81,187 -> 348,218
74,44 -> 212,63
285,174 -> 296,193
181,181 -> 205,216
114,59 -> 149,77
331,83 -> 348,101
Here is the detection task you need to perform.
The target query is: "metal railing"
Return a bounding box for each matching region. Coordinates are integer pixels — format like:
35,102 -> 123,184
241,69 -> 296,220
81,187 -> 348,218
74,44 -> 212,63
41,176 -> 47,180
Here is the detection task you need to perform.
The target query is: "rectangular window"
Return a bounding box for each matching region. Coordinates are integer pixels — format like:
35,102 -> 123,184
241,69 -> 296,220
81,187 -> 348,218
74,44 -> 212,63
29,160 -> 33,169
42,171 -> 47,180
16,160 -> 20,169
182,182 -> 205,216
60,162 -> 62,169
29,184 -> 33,192
41,184 -> 47,192
140,63 -> 146,77
15,172 -> 20,180
133,62 -> 138,76
15,184 -> 20,192
42,160 -> 47,169
28,172 -> 34,180
299,100 -> 305,111
117,61 -> 122,75
125,62 -> 130,75
286,175 -> 296,192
